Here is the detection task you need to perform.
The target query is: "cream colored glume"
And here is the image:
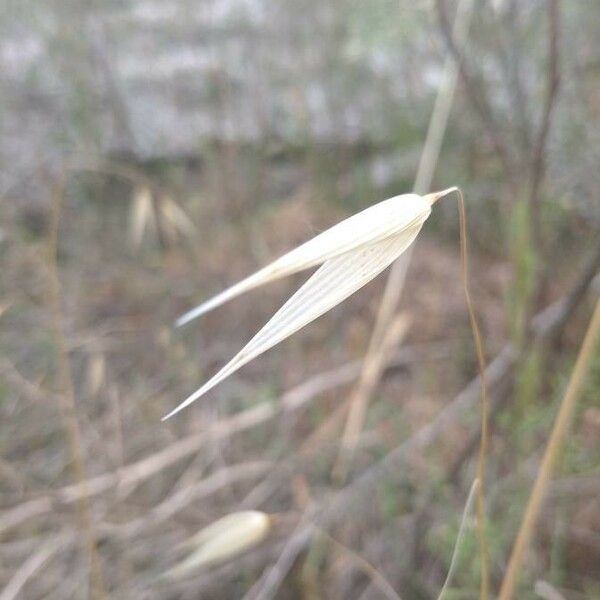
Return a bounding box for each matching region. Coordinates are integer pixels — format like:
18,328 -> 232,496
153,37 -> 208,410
164,188 -> 456,420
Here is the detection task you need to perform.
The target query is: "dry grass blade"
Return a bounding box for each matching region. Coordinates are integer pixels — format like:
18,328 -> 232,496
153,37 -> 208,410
438,479 -> 479,600
166,192 -> 457,418
0,536 -> 66,600
332,313 -> 411,480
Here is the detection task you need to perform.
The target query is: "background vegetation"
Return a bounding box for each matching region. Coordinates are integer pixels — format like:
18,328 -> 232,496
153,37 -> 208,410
1,1 -> 598,598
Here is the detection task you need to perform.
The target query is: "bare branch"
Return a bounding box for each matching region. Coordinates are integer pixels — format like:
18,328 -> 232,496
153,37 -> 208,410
529,0 -> 561,253
435,0 -> 517,189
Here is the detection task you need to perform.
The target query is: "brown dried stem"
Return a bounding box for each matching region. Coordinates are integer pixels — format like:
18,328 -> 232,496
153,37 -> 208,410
47,174 -> 105,597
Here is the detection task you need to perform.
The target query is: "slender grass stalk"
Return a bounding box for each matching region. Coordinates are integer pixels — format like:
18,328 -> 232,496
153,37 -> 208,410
48,174 -> 105,598
498,298 -> 600,600
457,189 -> 490,600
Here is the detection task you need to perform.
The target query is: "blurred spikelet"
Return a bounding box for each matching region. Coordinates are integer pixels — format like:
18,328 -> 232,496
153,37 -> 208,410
129,185 -> 155,248
159,194 -> 196,242
165,511 -> 271,578
0,301 -> 12,321
85,353 -> 106,398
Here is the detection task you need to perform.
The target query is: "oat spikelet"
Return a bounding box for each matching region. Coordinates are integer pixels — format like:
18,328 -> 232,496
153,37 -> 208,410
165,511 -> 271,578
165,189 -> 455,419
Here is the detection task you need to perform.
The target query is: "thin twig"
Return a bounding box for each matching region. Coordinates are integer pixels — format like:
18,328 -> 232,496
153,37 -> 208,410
498,1 -> 532,151
529,0 -> 561,255
435,0 -> 516,189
